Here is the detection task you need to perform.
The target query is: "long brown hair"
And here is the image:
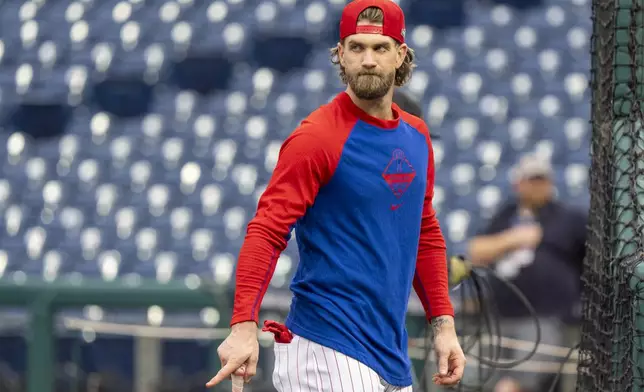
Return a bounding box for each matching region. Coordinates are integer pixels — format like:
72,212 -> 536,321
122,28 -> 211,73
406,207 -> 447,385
329,6 -> 416,87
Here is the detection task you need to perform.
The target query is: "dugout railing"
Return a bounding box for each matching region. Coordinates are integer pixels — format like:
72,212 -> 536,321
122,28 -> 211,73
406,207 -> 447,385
0,276 -> 585,392
0,277 -> 233,392
0,277 -> 443,392
0,277 -> 433,392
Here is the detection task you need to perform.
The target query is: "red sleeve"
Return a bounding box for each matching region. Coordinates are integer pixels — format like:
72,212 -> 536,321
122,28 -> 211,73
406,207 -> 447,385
230,124 -> 338,326
412,130 -> 455,320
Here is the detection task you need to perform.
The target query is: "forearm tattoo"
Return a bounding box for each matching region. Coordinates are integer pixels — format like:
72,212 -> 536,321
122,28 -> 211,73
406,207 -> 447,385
431,316 -> 452,335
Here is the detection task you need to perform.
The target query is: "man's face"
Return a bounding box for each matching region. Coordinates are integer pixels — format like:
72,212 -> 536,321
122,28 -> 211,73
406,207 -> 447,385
338,22 -> 407,100
516,175 -> 554,207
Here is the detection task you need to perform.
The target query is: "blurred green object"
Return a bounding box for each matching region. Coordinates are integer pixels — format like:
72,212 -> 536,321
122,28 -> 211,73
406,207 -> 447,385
0,277 -> 231,392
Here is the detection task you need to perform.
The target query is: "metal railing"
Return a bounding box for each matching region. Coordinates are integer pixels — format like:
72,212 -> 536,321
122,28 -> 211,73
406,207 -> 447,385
0,276 -> 232,392
0,277 -> 580,392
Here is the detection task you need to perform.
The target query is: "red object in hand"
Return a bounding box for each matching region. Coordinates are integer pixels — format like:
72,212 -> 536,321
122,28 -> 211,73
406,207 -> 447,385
262,320 -> 294,344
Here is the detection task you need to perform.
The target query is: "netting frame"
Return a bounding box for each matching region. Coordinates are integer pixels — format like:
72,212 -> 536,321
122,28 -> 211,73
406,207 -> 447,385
577,0 -> 644,389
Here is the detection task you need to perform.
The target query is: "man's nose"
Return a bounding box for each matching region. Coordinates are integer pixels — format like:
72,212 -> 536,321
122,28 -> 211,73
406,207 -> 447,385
361,51 -> 377,68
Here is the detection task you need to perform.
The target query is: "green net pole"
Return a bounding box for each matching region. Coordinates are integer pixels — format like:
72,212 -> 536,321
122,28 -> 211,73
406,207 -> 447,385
579,0 -> 644,389
614,0 -> 644,390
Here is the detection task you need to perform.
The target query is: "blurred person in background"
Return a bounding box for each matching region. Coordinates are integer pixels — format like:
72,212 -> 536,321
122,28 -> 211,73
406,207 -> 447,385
393,90 -> 440,140
393,90 -> 424,119
467,153 -> 587,392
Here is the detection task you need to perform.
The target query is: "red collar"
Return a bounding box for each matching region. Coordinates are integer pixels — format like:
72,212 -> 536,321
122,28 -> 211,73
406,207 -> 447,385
337,91 -> 400,130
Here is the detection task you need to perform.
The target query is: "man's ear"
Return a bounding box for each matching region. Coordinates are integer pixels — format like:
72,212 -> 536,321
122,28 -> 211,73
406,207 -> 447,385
337,42 -> 345,67
397,43 -> 408,68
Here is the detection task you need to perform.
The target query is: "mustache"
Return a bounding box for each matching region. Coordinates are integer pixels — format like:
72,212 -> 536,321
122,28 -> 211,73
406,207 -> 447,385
358,72 -> 381,77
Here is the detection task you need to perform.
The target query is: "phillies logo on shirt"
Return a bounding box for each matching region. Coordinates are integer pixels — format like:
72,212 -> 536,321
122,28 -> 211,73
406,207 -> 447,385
382,148 -> 416,210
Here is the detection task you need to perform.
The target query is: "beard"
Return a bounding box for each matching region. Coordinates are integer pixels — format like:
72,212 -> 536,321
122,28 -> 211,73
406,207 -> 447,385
346,70 -> 395,100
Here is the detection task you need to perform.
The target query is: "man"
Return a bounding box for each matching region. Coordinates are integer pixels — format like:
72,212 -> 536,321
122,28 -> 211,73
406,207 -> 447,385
467,154 -> 586,392
206,0 -> 465,391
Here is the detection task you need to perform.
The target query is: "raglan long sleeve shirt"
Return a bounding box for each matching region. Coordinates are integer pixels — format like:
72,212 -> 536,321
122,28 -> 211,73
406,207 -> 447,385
230,92 -> 453,386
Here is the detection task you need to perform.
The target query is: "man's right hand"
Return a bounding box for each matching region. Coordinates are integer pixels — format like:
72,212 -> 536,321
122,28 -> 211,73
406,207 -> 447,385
206,321 -> 259,388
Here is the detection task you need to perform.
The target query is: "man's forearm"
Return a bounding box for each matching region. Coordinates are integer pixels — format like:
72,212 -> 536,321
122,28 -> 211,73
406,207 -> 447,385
468,232 -> 516,266
231,234 -> 281,326
413,248 -> 455,320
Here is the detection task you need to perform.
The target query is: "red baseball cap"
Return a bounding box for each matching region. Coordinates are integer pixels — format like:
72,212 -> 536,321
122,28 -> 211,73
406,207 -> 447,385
339,0 -> 406,44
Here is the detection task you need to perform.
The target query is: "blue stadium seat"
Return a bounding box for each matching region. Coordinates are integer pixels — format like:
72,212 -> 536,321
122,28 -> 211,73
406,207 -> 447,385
406,0 -> 466,28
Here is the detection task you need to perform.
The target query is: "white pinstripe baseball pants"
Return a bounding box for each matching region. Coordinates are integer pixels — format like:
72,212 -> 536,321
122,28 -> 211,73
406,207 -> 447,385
272,333 -> 413,392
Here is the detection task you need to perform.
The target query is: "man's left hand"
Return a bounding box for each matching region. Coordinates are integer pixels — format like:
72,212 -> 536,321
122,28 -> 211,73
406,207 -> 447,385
431,315 -> 466,387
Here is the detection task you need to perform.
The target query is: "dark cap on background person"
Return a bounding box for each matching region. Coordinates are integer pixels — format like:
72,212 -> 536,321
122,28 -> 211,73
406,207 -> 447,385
392,90 -> 440,139
393,90 -> 423,119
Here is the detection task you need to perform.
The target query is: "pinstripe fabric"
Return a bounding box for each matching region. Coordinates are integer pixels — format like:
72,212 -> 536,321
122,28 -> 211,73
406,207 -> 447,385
273,334 -> 414,392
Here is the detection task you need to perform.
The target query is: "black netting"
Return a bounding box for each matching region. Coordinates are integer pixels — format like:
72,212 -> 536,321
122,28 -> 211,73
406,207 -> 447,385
577,0 -> 644,390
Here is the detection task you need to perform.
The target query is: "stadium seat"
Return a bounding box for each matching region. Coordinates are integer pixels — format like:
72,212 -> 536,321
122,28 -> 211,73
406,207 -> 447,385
406,0 -> 466,28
